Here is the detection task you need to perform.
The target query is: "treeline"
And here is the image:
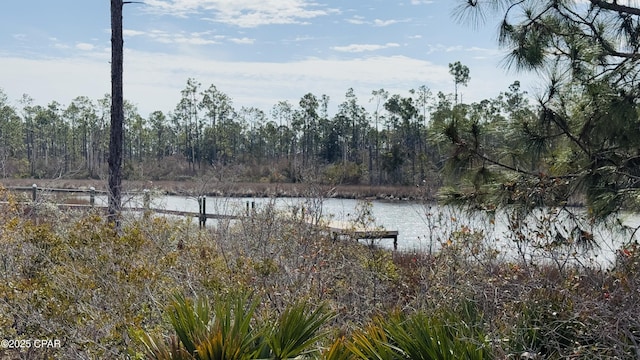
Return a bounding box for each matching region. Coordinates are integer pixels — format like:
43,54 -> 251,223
0,75 -> 534,186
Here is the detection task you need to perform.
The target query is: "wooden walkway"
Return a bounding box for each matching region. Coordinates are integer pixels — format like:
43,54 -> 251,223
5,185 -> 400,248
4,185 -> 241,226
55,204 -> 242,220
320,220 -> 399,250
1,202 -> 243,220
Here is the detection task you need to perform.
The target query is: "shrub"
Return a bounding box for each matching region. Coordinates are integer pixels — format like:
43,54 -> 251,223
346,303 -> 491,360
137,293 -> 333,360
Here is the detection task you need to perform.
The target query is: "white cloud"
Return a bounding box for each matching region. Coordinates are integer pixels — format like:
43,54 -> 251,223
410,0 -> 434,4
144,0 -> 338,28
346,15 -> 366,25
426,44 -> 462,54
1,49 -> 538,119
333,43 -> 401,53
120,52 -> 451,114
0,56 -> 110,108
229,37 -> 255,45
346,16 -> 409,27
128,29 -> 220,45
291,35 -> 314,42
0,50 -> 455,116
373,18 -> 407,27
424,44 -> 502,62
53,43 -> 70,50
76,43 -> 95,51
123,29 -> 146,37
123,51 -> 538,114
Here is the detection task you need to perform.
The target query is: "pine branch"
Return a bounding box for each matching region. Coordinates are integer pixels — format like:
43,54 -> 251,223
562,4 -> 640,60
590,0 -> 640,17
464,145 -> 577,180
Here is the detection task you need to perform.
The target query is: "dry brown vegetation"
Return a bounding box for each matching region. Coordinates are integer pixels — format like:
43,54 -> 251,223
1,185 -> 639,359
0,178 -> 429,200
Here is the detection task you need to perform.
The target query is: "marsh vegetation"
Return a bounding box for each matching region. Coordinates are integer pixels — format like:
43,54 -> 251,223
1,186 -> 639,359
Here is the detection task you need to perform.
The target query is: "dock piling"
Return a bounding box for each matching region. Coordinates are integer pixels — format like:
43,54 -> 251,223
198,195 -> 207,228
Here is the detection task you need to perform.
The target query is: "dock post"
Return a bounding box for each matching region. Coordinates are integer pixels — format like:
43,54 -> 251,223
201,195 -> 207,227
143,189 -> 150,218
198,196 -> 207,228
31,184 -> 37,223
198,197 -> 202,228
246,201 -> 256,216
90,187 -> 96,208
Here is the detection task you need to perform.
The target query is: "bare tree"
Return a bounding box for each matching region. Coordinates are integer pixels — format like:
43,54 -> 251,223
109,0 -> 140,226
109,0 -> 124,226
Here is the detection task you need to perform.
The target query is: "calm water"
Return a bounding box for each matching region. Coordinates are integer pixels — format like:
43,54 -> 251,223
119,195 -> 438,249
92,194 -> 640,267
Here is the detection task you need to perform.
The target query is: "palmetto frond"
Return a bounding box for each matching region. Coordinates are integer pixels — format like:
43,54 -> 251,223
265,301 -> 334,360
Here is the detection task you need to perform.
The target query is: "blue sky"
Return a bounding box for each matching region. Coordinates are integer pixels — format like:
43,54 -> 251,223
0,0 -> 542,116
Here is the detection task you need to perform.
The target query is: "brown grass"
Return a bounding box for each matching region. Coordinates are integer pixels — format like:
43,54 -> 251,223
1,178 -> 433,200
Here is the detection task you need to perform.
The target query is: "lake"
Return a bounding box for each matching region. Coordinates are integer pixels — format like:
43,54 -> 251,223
93,194 -> 640,267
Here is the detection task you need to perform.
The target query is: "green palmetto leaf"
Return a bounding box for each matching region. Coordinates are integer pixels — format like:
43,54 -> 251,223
323,336 -> 355,360
346,321 -> 401,360
168,293 -> 212,356
195,331 -> 225,360
387,313 -> 446,360
383,310 -> 491,360
346,307 -> 492,360
206,292 -> 262,360
265,301 -> 334,360
137,331 -> 195,360
148,292 -> 263,360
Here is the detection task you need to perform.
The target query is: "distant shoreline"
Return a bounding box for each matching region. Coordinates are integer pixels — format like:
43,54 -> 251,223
1,178 -> 434,202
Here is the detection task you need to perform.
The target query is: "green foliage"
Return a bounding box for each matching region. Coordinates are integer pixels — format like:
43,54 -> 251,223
381,144 -> 404,184
388,311 -> 490,360
139,294 -> 333,360
449,0 -> 640,220
449,61 -> 471,104
139,292 -> 261,360
0,76 -> 441,185
323,337 -> 354,360
346,323 -> 397,360
505,288 -> 582,358
192,293 -> 259,360
3,186 -> 640,358
346,305 -> 491,360
264,301 -> 334,359
323,161 -> 364,185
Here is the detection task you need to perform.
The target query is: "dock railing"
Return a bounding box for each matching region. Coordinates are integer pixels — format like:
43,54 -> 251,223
4,185 -> 400,245
3,184 -> 240,228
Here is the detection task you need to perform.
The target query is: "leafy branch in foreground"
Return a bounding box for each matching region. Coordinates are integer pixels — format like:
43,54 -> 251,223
447,0 -> 640,220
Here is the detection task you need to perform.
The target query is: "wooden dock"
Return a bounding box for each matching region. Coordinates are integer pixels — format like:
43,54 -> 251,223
321,220 -> 399,250
4,186 -> 243,227
65,205 -> 242,220
5,186 -> 400,247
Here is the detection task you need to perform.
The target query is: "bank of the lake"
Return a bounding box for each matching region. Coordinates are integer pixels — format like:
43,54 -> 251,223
0,178 -> 433,201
